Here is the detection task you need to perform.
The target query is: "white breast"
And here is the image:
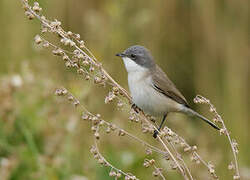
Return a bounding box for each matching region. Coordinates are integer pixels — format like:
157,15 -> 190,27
122,57 -> 183,116
122,57 -> 146,73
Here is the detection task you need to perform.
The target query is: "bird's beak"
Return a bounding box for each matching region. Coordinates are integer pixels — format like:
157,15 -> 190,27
116,53 -> 126,57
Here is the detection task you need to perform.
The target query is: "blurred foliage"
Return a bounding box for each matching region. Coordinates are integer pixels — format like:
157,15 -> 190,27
0,0 -> 249,179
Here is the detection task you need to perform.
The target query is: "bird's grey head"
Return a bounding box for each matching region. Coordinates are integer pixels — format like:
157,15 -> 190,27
116,45 -> 155,71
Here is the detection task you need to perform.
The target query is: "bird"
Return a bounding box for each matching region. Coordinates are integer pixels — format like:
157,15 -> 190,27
116,45 -> 220,138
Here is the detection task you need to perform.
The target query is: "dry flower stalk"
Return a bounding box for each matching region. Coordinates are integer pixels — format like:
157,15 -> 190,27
21,0 -> 240,179
143,159 -> 166,180
56,88 -> 166,179
194,95 -> 240,179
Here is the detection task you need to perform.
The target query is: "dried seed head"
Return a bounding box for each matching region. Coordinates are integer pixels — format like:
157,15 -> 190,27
149,159 -> 155,165
180,142 -> 186,147
116,172 -> 122,178
117,101 -> 124,107
142,129 -> 148,134
62,38 -> 75,47
42,41 -> 49,48
208,162 -> 215,175
77,68 -> 84,74
73,49 -> 80,55
145,148 -> 152,155
193,95 -> 209,104
170,162 -> 177,170
158,131 -> 166,138
106,127 -> 111,134
105,92 -> 116,103
195,160 -> 200,164
89,67 -> 95,72
219,128 -> 227,135
110,124 -> 117,131
67,31 -> 73,36
99,120 -> 104,126
62,55 -> 69,61
149,116 -> 156,123
147,126 -> 155,134
32,2 -> 42,13
129,114 -> 135,121
233,175 -> 240,179
73,100 -> 80,107
75,33 -> 81,40
81,114 -> 89,121
190,153 -> 198,162
167,128 -> 174,136
61,38 -> 70,46
91,126 -> 97,132
118,129 -> 125,136
152,169 -> 160,177
210,106 -> 216,113
90,146 -> 97,155
77,53 -> 84,59
33,2 -> 39,7
228,162 -> 235,170
82,60 -> 90,66
67,95 -> 74,101
96,114 -> 101,118
41,25 -> 48,33
109,170 -> 116,177
141,126 -> 149,134
164,154 -> 170,161
209,168 -> 215,174
94,132 -> 100,140
85,75 -> 90,81
112,86 -> 119,92
143,162 -> 150,168
184,146 -> 191,153
70,41 -> 76,47
112,86 -> 119,94
173,139 -> 180,144
25,11 -> 35,20
92,117 -> 100,125
93,154 -> 99,159
232,139 -> 239,154
55,88 -> 68,96
34,35 -> 42,44
22,4 -> 29,11
51,20 -> 61,28
94,76 -> 102,84
192,146 -> 197,151
79,40 -> 85,48
52,48 -> 64,56
98,158 -> 105,165
41,15 -> 46,21
65,61 -> 72,68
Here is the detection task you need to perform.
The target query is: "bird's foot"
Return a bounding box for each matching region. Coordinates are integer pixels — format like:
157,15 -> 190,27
131,103 -> 142,113
153,114 -> 167,138
153,130 -> 159,138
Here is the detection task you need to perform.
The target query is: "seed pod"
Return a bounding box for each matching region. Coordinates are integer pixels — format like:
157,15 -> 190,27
94,132 -> 100,140
34,35 -> 42,44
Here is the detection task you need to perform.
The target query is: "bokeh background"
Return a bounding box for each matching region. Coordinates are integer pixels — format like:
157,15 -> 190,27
0,0 -> 249,179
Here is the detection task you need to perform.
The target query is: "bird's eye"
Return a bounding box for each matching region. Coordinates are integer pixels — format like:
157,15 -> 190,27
131,54 -> 136,59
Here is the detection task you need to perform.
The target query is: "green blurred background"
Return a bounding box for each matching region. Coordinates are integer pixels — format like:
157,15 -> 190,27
0,0 -> 249,179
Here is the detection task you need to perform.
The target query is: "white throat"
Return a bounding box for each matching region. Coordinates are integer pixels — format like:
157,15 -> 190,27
122,57 -> 146,73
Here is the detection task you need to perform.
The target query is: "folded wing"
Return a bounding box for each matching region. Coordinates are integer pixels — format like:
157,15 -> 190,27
151,65 -> 190,108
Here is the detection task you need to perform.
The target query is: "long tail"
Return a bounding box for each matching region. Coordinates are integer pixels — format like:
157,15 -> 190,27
184,108 -> 220,130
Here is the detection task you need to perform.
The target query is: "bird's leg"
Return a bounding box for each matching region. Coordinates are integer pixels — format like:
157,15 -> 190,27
131,103 -> 142,113
153,114 -> 167,138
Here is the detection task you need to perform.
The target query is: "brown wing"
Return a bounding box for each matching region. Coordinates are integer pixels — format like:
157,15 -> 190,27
151,65 -> 189,107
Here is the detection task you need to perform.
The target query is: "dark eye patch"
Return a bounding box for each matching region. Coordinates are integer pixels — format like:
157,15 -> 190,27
130,54 -> 136,59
